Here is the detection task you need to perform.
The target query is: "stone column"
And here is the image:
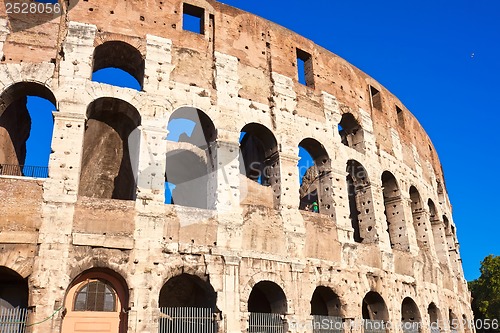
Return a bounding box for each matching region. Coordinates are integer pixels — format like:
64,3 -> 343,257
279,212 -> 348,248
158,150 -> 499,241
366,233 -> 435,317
30,109 -> 86,333
215,136 -> 244,250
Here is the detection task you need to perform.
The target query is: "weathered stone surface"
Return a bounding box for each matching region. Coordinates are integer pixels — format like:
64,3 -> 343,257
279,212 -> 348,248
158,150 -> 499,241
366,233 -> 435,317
0,0 -> 472,332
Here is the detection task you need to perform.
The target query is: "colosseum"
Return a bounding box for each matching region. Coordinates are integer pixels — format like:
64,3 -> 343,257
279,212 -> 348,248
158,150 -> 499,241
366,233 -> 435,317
0,0 -> 473,333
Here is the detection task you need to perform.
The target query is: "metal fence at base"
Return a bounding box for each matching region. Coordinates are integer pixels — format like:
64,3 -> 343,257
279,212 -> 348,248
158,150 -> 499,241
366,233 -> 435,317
248,312 -> 284,333
0,308 -> 30,333
158,307 -> 215,333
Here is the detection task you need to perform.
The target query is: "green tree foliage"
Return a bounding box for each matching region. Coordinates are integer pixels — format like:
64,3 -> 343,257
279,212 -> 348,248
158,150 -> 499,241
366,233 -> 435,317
469,255 -> 500,331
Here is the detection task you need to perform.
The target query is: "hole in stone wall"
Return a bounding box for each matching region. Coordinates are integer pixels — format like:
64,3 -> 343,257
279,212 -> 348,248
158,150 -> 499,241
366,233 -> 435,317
396,105 -> 405,128
338,113 -> 364,152
183,3 -> 205,34
296,48 -> 314,87
369,86 -> 382,111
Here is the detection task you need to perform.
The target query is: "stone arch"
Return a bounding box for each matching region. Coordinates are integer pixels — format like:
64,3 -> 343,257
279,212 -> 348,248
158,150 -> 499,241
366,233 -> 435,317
248,281 -> 287,314
428,302 -> 442,332
0,81 -> 57,173
298,138 -> 334,216
428,199 -> 448,264
381,171 -> 409,250
92,40 -> 145,89
241,272 -> 288,313
346,160 -> 376,243
362,291 -> 389,321
78,97 -> 141,200
409,186 -> 430,247
449,309 -> 459,332
165,106 -> 217,209
310,286 -> 342,317
401,297 -> 422,322
62,268 -> 129,333
0,266 -> 29,309
159,273 -> 216,309
239,123 -> 281,209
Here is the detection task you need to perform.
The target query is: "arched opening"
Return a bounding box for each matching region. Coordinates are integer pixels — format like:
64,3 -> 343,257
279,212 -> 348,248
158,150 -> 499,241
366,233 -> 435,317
362,291 -> 389,333
428,200 -> 447,264
311,286 -> 341,316
165,107 -> 216,209
338,113 -> 364,152
0,82 -> 56,178
401,297 -> 421,333
0,266 -> 28,309
449,309 -> 458,333
0,267 -> 30,331
158,274 -> 217,333
61,268 -> 128,333
92,41 -> 144,90
310,286 -> 342,331
159,273 -> 216,309
462,314 -> 471,333
428,303 -> 441,333
409,186 -> 429,247
248,281 -> 286,333
346,160 -> 375,243
381,171 -> 409,251
78,98 -> 141,200
298,138 -> 333,215
240,123 -> 280,208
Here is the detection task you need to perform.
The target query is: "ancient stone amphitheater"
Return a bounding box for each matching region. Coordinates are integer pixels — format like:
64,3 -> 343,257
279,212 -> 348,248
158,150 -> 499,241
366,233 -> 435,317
0,1 -> 473,333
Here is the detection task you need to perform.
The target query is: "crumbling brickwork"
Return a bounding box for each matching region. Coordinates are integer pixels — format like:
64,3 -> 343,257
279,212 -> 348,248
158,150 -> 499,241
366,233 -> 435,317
0,1 -> 472,333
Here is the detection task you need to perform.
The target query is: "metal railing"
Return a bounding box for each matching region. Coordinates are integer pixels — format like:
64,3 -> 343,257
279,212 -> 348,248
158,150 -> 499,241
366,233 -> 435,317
0,164 -> 48,178
364,319 -> 387,333
312,315 -> 344,333
248,312 -> 284,333
0,307 -> 30,333
158,307 -> 215,333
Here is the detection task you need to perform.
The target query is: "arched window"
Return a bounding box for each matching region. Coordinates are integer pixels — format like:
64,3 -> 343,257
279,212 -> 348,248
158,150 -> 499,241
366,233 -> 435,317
346,160 -> 375,243
158,274 -> 217,333
0,266 -> 28,309
381,171 -> 409,250
429,200 -> 448,264
165,107 -> 216,209
92,41 -> 144,90
310,286 -> 341,317
428,303 -> 442,333
78,98 -> 141,200
409,186 -> 429,247
62,269 -> 128,333
240,123 -> 280,208
74,279 -> 116,312
298,138 -> 333,215
338,113 -> 364,153
362,291 -> 389,333
0,82 -> 56,178
401,297 -> 422,333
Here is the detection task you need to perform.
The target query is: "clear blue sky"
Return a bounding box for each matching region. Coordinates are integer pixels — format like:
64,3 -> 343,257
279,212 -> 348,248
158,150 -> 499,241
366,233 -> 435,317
218,0 -> 500,281
21,0 -> 499,281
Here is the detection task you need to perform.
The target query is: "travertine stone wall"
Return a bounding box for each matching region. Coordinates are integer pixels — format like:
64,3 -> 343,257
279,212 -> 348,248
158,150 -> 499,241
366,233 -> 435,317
0,1 -> 471,333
